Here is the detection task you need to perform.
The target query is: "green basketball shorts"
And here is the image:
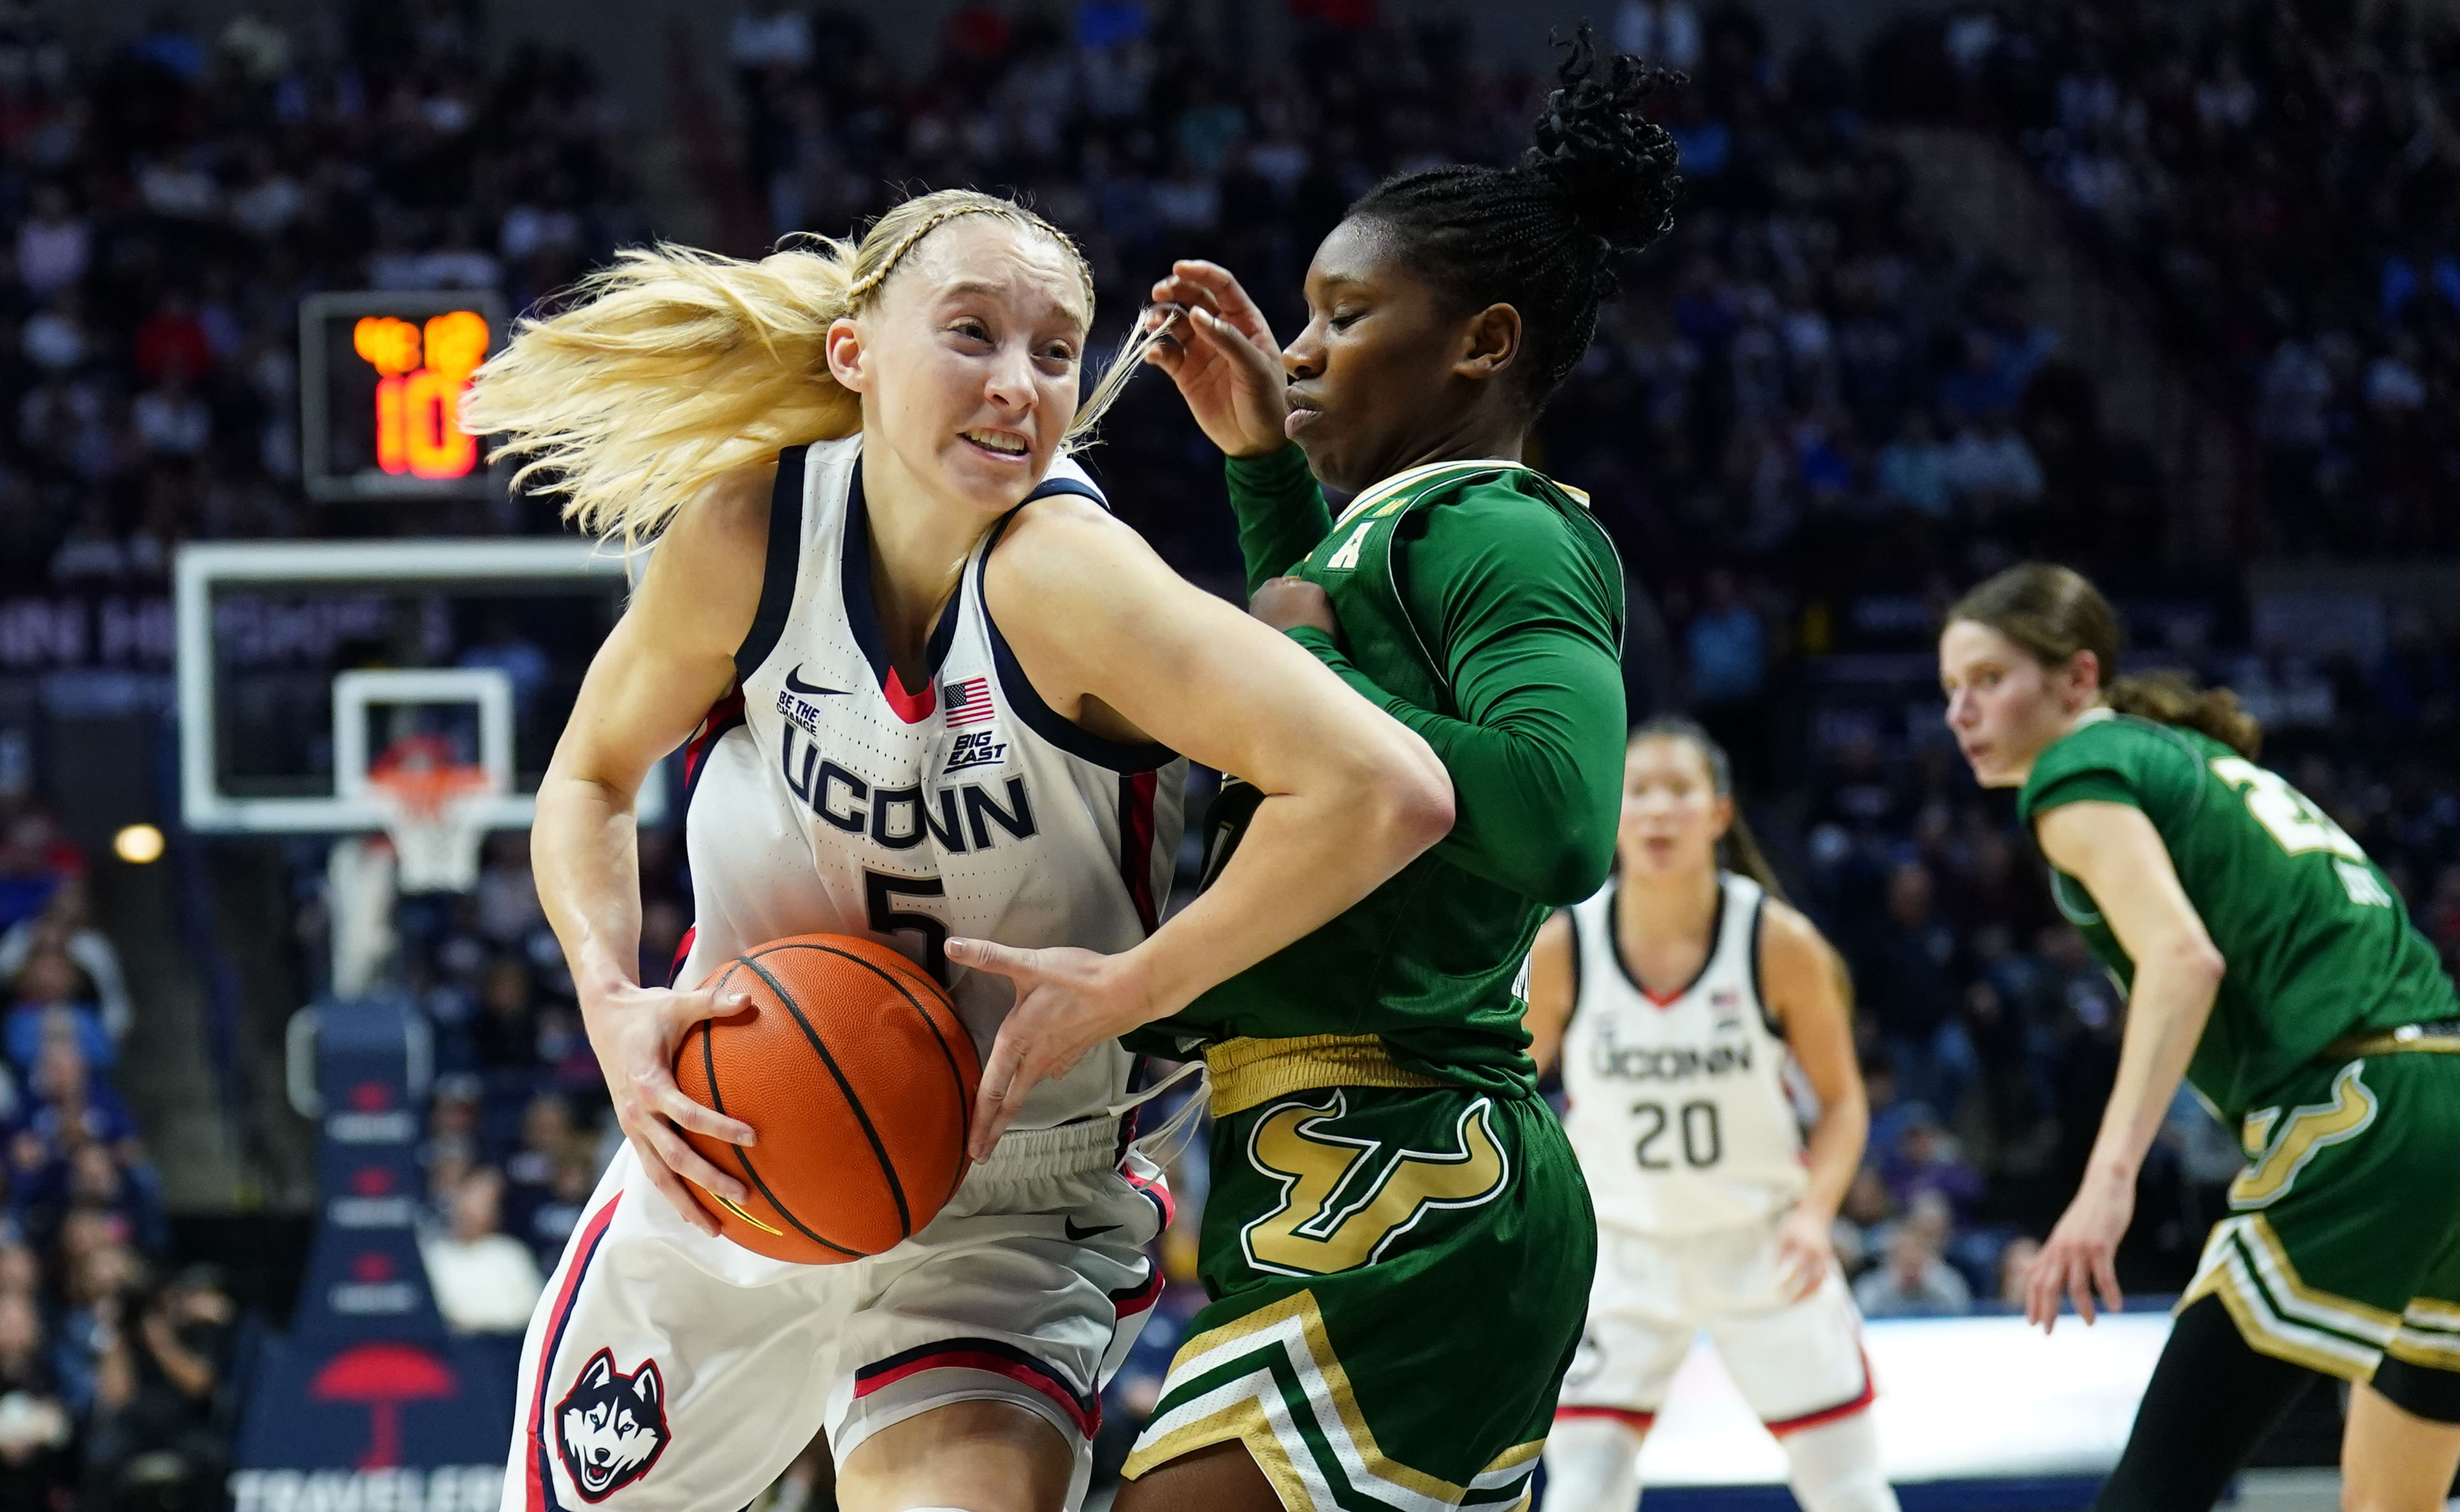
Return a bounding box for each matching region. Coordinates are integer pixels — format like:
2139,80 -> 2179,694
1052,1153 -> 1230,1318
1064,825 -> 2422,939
1122,1035 -> 1596,1512
2183,1049 -> 2460,1381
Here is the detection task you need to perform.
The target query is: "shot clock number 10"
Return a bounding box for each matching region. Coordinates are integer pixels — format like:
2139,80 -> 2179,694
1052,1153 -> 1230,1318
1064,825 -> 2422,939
299,291 -> 505,502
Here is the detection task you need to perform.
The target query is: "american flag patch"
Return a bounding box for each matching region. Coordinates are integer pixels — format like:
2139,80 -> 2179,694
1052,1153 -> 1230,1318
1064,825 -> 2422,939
943,676 -> 995,726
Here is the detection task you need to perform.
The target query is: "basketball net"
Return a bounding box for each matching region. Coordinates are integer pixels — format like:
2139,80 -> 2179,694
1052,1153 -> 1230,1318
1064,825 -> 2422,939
367,734 -> 497,895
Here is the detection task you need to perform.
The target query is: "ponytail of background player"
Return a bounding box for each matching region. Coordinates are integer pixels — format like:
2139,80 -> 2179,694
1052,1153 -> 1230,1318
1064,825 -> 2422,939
1943,563 -> 2460,1512
462,191 -> 1454,1512
1097,30 -> 1674,1512
1524,720 -> 1896,1512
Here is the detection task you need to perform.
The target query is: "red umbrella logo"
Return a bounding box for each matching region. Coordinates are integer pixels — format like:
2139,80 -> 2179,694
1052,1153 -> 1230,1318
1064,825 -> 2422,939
308,1343 -> 457,1467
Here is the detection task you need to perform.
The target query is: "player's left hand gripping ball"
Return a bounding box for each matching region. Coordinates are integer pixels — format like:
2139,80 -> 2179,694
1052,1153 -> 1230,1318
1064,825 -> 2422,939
948,938 -> 1162,1161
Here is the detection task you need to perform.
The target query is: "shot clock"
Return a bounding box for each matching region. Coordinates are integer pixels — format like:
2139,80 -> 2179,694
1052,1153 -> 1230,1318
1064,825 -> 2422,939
299,291 -> 505,501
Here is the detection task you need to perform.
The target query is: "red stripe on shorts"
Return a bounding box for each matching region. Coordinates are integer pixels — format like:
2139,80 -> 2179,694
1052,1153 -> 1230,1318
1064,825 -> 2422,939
853,1343 -> 1099,1438
527,1193 -> 623,1512
1763,1350 -> 1876,1436
1555,1404 -> 1657,1430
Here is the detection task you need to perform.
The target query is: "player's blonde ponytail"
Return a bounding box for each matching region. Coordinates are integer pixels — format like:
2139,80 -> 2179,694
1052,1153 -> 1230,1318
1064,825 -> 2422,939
461,189 -> 1159,549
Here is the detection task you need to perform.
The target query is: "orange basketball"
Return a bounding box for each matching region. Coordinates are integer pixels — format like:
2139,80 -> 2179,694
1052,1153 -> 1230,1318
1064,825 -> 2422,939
673,933 -> 980,1264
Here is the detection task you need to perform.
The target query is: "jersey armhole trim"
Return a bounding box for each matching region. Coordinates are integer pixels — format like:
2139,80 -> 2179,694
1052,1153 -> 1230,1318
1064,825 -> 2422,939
976,509 -> 1180,775
1561,902 -> 1585,1029
732,444 -> 807,680
1747,894 -> 1781,1038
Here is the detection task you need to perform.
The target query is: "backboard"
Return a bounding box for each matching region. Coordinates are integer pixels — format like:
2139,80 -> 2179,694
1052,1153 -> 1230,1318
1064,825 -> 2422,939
175,538 -> 669,835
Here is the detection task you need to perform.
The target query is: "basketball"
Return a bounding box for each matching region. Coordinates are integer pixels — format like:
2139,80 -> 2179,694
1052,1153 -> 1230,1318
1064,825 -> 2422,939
672,935 -> 980,1264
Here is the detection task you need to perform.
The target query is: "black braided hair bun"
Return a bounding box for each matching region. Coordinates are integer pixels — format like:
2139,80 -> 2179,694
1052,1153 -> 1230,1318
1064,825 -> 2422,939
1519,25 -> 1684,256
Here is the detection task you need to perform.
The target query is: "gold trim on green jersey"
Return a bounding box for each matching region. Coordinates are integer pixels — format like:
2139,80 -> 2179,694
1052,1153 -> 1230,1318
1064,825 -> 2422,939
1123,1288 -> 1546,1511
2183,1213 -> 2398,1381
1206,1033 -> 1447,1118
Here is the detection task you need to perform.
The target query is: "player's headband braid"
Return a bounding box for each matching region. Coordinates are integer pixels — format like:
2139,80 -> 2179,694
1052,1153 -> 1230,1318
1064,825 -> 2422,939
1343,27 -> 1682,412
844,195 -> 1097,314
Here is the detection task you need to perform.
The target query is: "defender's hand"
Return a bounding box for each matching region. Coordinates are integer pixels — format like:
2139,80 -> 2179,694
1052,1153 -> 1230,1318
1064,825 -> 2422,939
2028,1168 -> 2131,1332
579,980 -> 760,1236
1250,577 -> 1338,638
1143,261 -> 1289,459
948,938 -> 1162,1162
1772,1204 -> 1839,1303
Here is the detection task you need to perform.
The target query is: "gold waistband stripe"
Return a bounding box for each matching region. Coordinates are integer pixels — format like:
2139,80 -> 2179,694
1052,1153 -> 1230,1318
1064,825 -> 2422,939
2324,1021 -> 2460,1062
1203,1033 -> 1445,1118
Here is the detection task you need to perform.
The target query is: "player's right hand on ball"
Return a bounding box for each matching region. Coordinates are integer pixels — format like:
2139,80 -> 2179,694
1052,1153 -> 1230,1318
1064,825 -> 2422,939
580,981 -> 760,1237
1143,260 -> 1289,459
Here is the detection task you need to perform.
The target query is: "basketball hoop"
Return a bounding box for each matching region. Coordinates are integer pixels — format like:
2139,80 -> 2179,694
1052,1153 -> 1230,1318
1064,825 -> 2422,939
367,735 -> 498,894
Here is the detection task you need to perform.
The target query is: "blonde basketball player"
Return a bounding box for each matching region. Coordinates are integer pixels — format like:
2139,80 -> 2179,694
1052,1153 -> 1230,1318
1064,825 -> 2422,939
459,192 -> 1454,1512
1526,719 -> 1897,1512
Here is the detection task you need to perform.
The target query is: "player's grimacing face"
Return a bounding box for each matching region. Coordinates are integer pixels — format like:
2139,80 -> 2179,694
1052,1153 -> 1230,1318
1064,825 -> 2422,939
1618,737 -> 1732,880
1282,219 -> 1482,494
1940,619 -> 2081,788
834,219 -> 1088,512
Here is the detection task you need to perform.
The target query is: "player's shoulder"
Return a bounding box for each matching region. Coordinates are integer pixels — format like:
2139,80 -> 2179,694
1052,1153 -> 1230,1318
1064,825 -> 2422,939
1407,468 -> 1621,601
635,457 -> 777,635
2029,710 -> 2203,788
1753,892 -> 1835,976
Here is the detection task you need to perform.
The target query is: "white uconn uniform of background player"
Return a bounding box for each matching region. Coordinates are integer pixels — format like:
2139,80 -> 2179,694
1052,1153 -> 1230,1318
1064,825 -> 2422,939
507,443 -> 1183,1512
1554,871 -> 1872,1432
1528,723 -> 1896,1512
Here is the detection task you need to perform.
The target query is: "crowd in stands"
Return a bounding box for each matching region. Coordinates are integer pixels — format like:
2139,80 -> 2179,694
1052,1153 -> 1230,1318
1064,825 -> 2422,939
1870,0 -> 2460,557
0,0 -> 641,591
0,790 -> 227,1510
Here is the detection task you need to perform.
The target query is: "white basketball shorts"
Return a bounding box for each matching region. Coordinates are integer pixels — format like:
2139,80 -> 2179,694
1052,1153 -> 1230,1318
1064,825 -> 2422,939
1556,1219 -> 1873,1434
499,1116 -> 1168,1512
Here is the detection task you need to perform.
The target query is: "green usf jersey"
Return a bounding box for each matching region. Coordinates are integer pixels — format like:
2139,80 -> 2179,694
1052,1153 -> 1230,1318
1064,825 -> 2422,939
1125,451 -> 1627,1095
2017,710 -> 2457,1122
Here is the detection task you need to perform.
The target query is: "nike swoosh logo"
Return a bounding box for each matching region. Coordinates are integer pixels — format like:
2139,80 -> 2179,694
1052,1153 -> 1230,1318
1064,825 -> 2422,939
782,665 -> 851,698
1063,1219 -> 1121,1242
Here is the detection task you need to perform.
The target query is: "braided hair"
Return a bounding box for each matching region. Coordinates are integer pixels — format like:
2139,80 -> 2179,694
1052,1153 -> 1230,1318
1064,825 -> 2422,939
1346,27 -> 1683,413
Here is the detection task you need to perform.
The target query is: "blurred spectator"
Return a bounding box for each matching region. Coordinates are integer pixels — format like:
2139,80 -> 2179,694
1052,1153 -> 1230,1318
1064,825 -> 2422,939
1853,1196 -> 1972,1318
1853,861 -> 1974,1118
6,947 -> 111,1079
1881,1108 -> 1984,1221
0,1292 -> 69,1511
0,879 -> 134,1044
85,1267 -> 233,1508
472,959 -> 539,1071
422,1167 -> 544,1333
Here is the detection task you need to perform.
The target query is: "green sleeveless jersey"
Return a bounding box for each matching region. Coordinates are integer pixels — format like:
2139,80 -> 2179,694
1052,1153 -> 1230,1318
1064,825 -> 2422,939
1126,452 -> 1626,1095
2017,710 -> 2456,1121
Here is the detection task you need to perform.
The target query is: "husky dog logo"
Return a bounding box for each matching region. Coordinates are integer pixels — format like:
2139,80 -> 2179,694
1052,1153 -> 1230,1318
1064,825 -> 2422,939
556,1348 -> 668,1501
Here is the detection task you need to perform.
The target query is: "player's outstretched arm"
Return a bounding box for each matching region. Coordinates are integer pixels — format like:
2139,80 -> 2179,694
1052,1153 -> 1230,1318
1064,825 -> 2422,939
952,496 -> 1456,1155
532,462 -> 772,1235
1143,261 -> 1335,593
1763,904 -> 1868,1301
2028,800 -> 2227,1332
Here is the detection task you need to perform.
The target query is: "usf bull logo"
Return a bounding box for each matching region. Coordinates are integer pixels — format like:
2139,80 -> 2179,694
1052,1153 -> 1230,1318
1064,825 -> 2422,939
558,1348 -> 669,1502
1241,1093 -> 1509,1276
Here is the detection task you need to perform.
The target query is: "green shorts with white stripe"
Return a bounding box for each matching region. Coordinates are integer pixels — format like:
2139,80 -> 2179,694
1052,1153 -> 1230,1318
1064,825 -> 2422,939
2182,1051 -> 2460,1382
1122,1081 -> 1595,1511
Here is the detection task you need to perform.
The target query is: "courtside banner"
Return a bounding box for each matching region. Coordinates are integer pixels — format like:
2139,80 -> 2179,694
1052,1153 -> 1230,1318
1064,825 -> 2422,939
233,1001 -> 515,1500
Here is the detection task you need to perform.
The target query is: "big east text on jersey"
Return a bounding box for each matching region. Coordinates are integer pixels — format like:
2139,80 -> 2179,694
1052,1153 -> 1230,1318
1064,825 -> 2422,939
777,723 -> 1036,854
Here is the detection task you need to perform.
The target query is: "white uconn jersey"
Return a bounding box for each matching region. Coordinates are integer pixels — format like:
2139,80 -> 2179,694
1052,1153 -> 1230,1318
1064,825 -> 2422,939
675,436 -> 1187,1132
1559,872 -> 1807,1235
